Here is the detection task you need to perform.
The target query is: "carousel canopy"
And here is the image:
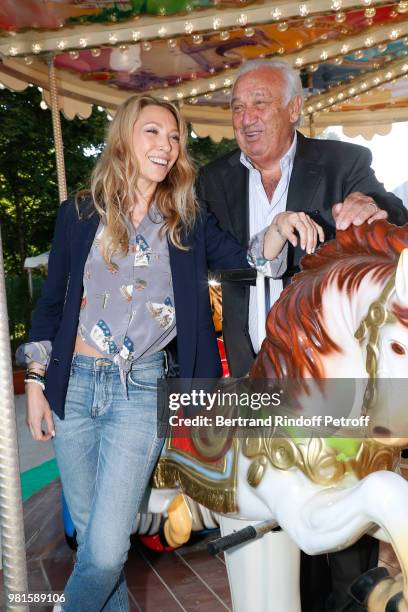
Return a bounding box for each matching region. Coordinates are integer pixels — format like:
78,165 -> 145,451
1,1 -> 408,139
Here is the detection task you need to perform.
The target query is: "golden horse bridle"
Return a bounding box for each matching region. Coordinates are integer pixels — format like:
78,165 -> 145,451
354,271 -> 397,414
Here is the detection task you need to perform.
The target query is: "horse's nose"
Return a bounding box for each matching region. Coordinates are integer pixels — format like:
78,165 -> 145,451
372,426 -> 393,437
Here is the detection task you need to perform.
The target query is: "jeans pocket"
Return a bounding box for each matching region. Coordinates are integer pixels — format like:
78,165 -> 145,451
64,367 -> 92,415
128,370 -> 161,391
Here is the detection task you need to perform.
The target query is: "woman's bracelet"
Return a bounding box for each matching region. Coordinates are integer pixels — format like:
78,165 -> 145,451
25,371 -> 46,390
25,370 -> 45,381
24,378 -> 45,391
27,367 -> 46,376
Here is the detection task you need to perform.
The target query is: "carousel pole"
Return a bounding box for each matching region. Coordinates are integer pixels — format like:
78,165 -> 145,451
0,53 -> 68,612
309,113 -> 315,138
47,54 -> 67,203
0,224 -> 29,611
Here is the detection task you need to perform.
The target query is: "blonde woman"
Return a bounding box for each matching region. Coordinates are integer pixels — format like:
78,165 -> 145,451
17,95 -> 323,611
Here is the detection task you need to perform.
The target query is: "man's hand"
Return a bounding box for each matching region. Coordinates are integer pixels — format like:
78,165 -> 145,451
264,211 -> 324,259
332,192 -> 387,230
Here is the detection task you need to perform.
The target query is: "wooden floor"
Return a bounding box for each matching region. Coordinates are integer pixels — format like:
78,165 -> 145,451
1,467 -> 407,611
1,479 -> 232,612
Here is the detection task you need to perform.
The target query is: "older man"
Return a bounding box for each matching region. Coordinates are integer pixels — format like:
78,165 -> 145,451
198,59 -> 407,376
197,59 -> 408,612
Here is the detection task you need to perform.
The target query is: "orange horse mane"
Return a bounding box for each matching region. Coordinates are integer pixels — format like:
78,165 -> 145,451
251,220 -> 408,380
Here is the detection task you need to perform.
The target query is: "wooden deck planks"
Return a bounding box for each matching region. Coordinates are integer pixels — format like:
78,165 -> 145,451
1,464 -> 408,610
0,480 -> 231,611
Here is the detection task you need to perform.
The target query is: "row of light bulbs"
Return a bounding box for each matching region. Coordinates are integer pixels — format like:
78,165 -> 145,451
181,67 -> 408,108
154,28 -> 408,104
162,26 -> 407,107
165,53 -> 407,107
21,28 -> 408,108
177,76 -> 407,106
292,30 -> 408,68
15,25 -> 408,81
314,76 -> 408,112
36,68 -> 408,111
5,2 -> 408,110
4,0 -> 408,58
303,60 -> 408,115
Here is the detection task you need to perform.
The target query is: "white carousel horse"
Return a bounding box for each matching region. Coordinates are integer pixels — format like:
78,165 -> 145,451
148,220 -> 408,612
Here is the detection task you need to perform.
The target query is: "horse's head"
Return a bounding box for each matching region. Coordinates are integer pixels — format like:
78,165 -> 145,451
251,220 -> 408,449
374,248 -> 408,378
362,248 -> 408,446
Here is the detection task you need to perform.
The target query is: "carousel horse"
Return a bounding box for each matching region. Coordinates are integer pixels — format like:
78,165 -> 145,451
148,220 -> 408,612
134,498 -> 219,552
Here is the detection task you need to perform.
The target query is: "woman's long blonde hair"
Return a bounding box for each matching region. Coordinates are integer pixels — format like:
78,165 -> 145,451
83,95 -> 198,263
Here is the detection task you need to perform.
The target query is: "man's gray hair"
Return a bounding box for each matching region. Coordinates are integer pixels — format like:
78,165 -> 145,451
232,59 -> 304,125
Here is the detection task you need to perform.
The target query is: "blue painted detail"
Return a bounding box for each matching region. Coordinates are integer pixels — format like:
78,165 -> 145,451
161,447 -> 235,482
62,490 -> 76,537
123,336 -> 134,352
95,319 -> 117,354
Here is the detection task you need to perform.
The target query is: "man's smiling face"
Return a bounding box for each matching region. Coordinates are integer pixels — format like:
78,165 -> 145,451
231,67 -> 301,169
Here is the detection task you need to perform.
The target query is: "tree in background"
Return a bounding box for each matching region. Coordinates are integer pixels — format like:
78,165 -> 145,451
0,86 -> 108,274
188,129 -> 236,169
317,129 -> 341,141
0,86 -> 107,353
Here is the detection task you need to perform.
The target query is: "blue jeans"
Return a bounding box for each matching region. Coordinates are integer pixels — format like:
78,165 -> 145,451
53,352 -> 165,612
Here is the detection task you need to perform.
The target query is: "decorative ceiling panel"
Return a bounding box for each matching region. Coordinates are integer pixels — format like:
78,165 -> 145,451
1,1 -> 408,137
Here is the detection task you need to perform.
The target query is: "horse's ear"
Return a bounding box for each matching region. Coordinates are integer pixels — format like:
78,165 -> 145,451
395,248 -> 408,304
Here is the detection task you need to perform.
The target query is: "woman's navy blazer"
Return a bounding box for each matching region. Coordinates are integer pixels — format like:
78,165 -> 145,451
28,198 -> 249,418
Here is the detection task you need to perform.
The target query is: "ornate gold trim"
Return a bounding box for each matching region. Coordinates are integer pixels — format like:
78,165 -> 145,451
242,436 -> 400,488
153,274 -> 403,502
350,441 -> 399,479
152,445 -> 238,513
354,272 -> 397,416
242,436 -> 346,487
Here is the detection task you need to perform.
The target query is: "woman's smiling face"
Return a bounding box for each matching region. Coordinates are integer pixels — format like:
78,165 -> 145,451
132,104 -> 180,191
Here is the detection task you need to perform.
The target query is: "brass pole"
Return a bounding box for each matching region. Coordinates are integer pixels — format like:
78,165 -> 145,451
309,113 -> 316,138
0,225 -> 29,612
47,55 -> 67,203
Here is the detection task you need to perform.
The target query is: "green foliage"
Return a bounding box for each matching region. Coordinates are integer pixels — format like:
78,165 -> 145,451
187,129 -> 236,168
147,0 -> 190,15
0,86 -> 108,274
1,87 -> 107,354
65,0 -> 199,22
6,275 -> 44,358
317,129 -> 341,141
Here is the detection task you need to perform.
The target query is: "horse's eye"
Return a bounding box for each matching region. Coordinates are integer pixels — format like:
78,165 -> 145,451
391,341 -> 406,356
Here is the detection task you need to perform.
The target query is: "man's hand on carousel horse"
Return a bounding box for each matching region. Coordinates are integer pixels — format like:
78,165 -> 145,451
333,192 -> 388,230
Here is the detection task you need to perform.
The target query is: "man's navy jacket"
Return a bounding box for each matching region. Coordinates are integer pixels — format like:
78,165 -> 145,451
29,198 -> 248,418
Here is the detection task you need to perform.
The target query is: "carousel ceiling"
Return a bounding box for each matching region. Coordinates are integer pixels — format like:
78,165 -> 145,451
1,1 -> 408,139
